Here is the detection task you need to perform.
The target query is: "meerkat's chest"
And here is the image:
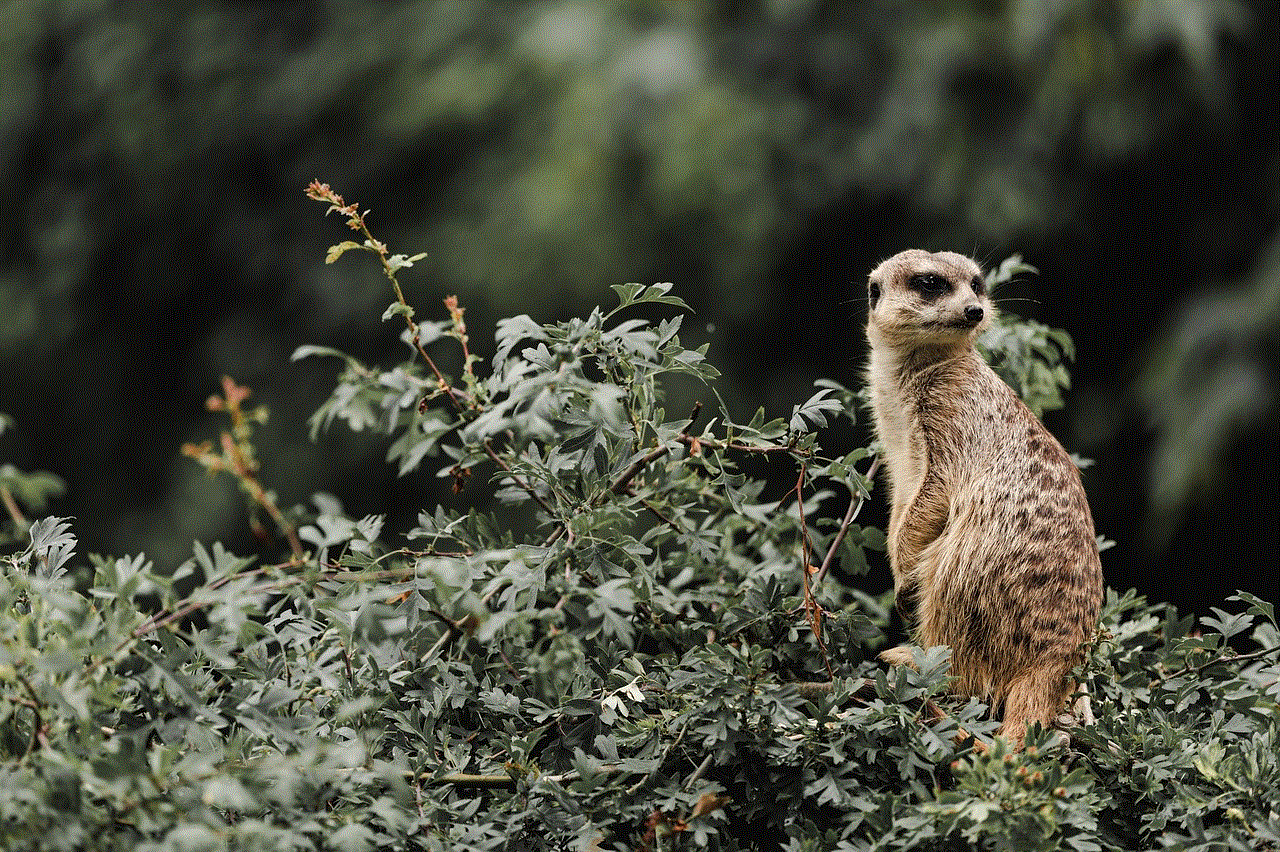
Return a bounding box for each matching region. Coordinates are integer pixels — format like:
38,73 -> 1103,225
868,352 -> 1001,501
867,353 -> 927,498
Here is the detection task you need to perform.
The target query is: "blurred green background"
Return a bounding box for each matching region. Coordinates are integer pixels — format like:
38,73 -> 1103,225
1,1 -> 1275,614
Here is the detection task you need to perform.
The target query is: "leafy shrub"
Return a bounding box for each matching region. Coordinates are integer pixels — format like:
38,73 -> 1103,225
0,184 -> 1276,851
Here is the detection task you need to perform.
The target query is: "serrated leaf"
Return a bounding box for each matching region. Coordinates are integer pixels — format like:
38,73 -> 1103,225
607,281 -> 691,317
387,253 -> 421,272
25,516 -> 77,578
789,388 -> 843,433
326,240 -> 364,264
382,302 -> 414,322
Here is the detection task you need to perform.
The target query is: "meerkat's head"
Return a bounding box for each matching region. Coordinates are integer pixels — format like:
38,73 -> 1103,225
866,249 -> 993,351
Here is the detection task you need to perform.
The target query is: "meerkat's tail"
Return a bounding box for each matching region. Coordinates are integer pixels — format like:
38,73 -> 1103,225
997,664 -> 1074,751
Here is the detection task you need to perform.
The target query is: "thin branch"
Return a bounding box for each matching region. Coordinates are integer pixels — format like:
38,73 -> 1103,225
306,181 -> 469,412
1161,644 -> 1280,681
676,434 -> 808,456
608,443 -> 674,497
540,524 -> 566,550
627,718 -> 690,795
0,485 -> 28,529
794,461 -> 834,680
684,753 -> 714,789
16,674 -> 41,758
814,455 -> 880,585
638,496 -> 681,532
790,678 -> 876,703
607,402 -> 703,498
423,629 -> 455,662
483,440 -> 558,516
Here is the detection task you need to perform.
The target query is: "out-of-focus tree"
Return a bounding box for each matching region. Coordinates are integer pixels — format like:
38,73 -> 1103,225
1140,234 -> 1279,542
0,0 -> 1274,607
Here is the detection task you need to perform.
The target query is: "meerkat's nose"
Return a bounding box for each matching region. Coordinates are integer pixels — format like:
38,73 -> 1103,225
964,305 -> 985,324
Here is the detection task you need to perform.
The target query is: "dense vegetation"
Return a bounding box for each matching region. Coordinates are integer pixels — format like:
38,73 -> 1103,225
1,189 -> 1276,850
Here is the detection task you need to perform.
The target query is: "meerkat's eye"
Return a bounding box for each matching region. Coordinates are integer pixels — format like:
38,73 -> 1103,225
868,281 -> 881,309
971,275 -> 986,296
908,273 -> 950,298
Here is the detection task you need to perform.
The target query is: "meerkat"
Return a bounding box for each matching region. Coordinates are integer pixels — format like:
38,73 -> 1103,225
864,249 -> 1102,750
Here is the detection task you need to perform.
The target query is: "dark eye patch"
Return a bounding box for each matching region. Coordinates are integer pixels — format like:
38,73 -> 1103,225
908,273 -> 951,299
868,281 -> 881,309
971,275 -> 986,296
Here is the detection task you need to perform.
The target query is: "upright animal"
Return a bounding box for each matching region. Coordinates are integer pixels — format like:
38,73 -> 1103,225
865,249 -> 1102,750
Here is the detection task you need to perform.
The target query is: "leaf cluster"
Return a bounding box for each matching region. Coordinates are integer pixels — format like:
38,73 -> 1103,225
0,202 -> 1275,851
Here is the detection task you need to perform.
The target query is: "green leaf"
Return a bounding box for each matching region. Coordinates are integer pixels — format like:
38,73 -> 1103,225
789,388 -> 843,433
382,302 -> 415,321
326,240 -> 364,264
292,343 -> 356,363
607,281 -> 692,317
387,253 -> 424,272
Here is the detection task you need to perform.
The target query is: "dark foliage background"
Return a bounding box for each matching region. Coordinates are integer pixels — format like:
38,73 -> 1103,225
0,1 -> 1276,613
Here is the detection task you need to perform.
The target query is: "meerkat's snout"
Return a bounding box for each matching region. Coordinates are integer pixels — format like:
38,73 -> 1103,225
964,305 -> 984,324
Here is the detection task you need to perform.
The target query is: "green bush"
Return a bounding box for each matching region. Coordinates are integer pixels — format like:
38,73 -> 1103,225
0,184 -> 1276,851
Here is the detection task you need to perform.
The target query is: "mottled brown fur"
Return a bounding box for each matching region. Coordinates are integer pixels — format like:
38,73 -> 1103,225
865,250 -> 1102,749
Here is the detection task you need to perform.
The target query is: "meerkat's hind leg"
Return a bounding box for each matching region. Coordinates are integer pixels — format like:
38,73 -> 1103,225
995,665 -> 1072,752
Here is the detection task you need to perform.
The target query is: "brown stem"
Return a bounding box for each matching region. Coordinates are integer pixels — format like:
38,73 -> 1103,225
307,181 -> 469,412
1161,644 -> 1280,681
359,223 -> 471,414
607,402 -> 703,498
0,485 -> 28,530
638,496 -> 681,531
794,462 -> 834,681
791,678 -> 877,702
814,456 -> 880,585
676,434 -> 808,456
483,440 -> 558,516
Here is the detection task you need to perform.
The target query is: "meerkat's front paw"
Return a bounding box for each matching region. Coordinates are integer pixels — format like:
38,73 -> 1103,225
878,645 -> 918,669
